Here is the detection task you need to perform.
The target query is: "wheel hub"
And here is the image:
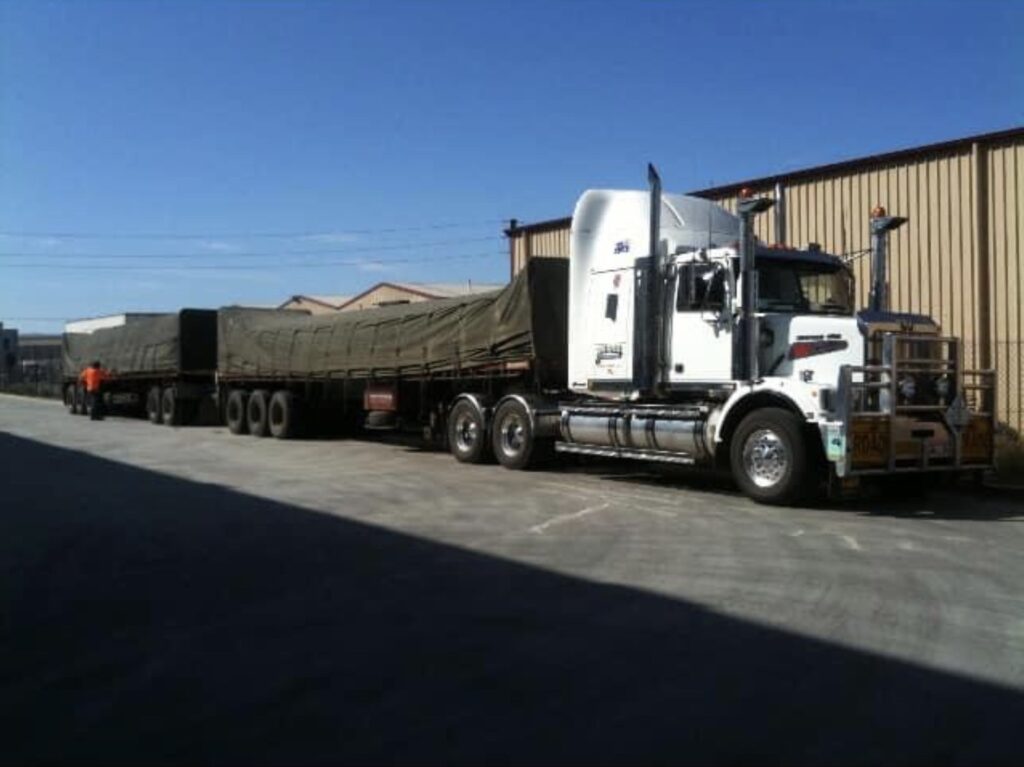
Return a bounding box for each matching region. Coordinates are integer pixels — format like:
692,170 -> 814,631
742,428 -> 789,488
500,414 -> 525,456
454,414 -> 479,452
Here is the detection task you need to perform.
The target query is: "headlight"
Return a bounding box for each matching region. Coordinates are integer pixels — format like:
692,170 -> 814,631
898,375 -> 916,400
934,375 -> 951,399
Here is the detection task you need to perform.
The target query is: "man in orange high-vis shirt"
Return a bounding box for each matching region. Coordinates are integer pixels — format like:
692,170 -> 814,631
79,361 -> 112,420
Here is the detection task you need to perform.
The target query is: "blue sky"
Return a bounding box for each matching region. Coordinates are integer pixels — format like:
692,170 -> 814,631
1,0 -> 1021,333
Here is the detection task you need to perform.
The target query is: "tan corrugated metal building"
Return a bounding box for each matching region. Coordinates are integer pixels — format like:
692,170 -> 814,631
506,127 -> 1023,435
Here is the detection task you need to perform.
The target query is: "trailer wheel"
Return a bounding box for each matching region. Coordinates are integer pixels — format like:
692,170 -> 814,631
730,407 -> 809,505
447,398 -> 491,464
73,384 -> 87,415
146,386 -> 163,424
269,390 -> 298,439
247,389 -> 271,437
161,387 -> 181,426
226,389 -> 249,435
492,398 -> 543,470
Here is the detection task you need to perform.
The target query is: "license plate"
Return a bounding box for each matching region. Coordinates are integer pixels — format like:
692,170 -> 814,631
850,419 -> 888,468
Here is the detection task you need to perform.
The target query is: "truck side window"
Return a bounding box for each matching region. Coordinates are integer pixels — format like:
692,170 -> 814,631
605,293 -> 619,321
677,265 -> 725,311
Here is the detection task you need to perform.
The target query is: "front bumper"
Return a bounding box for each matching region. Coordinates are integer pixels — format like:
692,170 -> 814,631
827,333 -> 996,477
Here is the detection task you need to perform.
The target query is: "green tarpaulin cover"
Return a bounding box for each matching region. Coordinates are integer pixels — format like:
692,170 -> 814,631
62,310 -> 218,378
217,258 -> 567,382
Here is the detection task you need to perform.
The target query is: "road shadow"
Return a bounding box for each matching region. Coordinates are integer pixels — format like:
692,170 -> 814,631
2,432 -> 1023,765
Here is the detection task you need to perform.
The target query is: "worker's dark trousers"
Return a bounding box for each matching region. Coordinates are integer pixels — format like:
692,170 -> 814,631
88,391 -> 104,420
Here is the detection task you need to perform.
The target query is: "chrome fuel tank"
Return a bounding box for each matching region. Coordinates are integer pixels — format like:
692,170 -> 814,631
560,406 -> 710,461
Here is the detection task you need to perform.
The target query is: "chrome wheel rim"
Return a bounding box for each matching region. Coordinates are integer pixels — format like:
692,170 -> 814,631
742,428 -> 789,488
499,413 -> 526,457
454,412 -> 479,453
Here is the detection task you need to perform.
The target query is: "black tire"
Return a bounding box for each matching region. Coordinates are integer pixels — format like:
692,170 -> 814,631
73,384 -> 87,416
447,398 -> 491,464
492,398 -> 546,470
247,389 -> 270,437
161,386 -> 181,426
729,407 -> 810,505
225,389 -> 249,435
268,390 -> 299,439
147,386 -> 163,424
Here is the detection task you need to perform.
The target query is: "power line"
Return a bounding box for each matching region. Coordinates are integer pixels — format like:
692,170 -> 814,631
0,251 -> 506,271
0,235 -> 504,260
0,220 -> 508,240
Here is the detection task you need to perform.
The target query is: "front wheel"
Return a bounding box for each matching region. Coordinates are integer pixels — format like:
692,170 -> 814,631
729,408 -> 809,505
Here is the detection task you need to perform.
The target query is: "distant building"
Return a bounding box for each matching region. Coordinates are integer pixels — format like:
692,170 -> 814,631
18,334 -> 62,383
64,312 -> 166,335
277,295 -> 353,315
0,323 -> 18,385
337,282 -> 505,312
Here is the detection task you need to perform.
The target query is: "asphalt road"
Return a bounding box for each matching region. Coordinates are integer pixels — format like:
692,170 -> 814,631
2,393 -> 1024,765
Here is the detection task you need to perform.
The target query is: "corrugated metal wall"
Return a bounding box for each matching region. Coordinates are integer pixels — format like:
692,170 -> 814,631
988,139 -> 1022,436
710,137 -> 1022,434
508,131 -> 1023,434
509,226 -> 570,276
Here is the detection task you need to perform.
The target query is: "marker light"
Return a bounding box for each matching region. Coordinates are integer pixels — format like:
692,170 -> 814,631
787,339 -> 849,360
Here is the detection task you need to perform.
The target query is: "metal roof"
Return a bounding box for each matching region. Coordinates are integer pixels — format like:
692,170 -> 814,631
506,127 -> 1024,235
690,126 -> 1024,198
278,294 -> 352,310
386,282 -> 505,298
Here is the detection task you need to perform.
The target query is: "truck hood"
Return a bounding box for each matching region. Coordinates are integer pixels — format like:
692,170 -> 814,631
760,314 -> 864,386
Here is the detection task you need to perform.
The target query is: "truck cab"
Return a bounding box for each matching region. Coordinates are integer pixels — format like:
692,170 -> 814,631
559,181 -> 995,503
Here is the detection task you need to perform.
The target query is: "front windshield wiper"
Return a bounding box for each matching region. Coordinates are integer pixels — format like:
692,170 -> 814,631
759,301 -> 805,311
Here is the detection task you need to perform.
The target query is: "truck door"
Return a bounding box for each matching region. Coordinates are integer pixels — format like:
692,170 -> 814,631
670,262 -> 733,382
585,268 -> 633,386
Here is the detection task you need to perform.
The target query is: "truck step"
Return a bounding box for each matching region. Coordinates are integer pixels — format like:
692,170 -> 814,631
555,441 -> 697,465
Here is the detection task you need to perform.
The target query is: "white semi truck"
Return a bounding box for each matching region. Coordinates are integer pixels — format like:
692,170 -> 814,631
208,165 -> 997,504
542,166 -> 996,502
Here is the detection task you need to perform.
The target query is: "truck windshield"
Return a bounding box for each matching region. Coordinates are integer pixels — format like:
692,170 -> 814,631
757,259 -> 854,315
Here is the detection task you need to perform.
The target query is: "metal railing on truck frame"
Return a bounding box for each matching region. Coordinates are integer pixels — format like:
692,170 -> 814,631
836,333 -> 996,475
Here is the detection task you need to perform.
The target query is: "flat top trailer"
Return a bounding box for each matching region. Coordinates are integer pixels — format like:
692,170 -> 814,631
216,259 -> 568,385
